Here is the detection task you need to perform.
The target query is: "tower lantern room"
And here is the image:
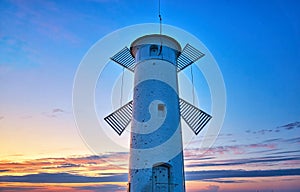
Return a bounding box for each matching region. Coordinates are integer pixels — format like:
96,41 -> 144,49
130,34 -> 181,64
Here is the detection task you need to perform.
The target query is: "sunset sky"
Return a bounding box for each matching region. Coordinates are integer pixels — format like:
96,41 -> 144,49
1,0 -> 300,191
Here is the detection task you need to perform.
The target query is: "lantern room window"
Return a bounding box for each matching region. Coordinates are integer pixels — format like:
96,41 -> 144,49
150,45 -> 158,56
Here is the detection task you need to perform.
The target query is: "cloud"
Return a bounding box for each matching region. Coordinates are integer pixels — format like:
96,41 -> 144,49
261,136 -> 300,145
0,116 -> 4,120
56,163 -> 81,168
42,108 -> 66,118
202,179 -> 247,183
1,150 -> 298,185
0,154 -> 128,176
0,184 -> 127,192
247,148 -> 278,155
0,172 -> 127,183
269,150 -> 300,155
263,138 -> 282,143
186,155 -> 300,168
0,186 -> 45,191
284,137 -> 300,144
188,142 -> 278,157
246,129 -> 273,134
1,168 -> 299,184
52,108 -> 64,113
186,168 -> 300,181
74,184 -> 126,192
245,121 -> 300,134
248,143 -> 276,149
184,142 -> 284,169
278,121 -> 300,130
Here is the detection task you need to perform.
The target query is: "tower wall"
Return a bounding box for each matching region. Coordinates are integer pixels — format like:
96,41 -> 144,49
129,35 -> 185,192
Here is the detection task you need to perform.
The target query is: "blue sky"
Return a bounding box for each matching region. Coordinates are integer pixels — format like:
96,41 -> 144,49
0,0 -> 300,191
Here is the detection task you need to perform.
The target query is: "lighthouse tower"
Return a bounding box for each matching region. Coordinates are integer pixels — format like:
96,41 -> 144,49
104,34 -> 211,192
129,35 -> 184,191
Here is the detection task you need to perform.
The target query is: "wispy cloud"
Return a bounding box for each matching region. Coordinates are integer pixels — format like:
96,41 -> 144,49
56,163 -> 81,169
0,172 -> 127,183
202,179 -> 247,183
0,186 -> 46,192
186,155 -> 300,168
246,121 -> 300,134
0,183 -> 126,192
42,108 -> 67,118
186,142 -> 277,157
1,168 -> 299,183
0,153 -> 128,176
52,108 -> 65,113
246,129 -> 273,134
184,134 -> 300,170
186,168 -> 300,181
284,137 -> 300,144
269,149 -> 300,155
278,122 -> 300,130
73,184 -> 126,192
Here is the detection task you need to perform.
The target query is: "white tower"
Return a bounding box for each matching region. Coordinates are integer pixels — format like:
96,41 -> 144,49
105,34 -> 211,192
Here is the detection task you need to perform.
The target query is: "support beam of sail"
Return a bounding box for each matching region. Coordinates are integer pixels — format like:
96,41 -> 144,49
104,101 -> 133,135
179,98 -> 211,135
110,47 -> 135,72
176,44 -> 205,72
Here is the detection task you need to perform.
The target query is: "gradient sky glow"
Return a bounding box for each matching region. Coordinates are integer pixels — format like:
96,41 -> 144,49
1,0 -> 300,191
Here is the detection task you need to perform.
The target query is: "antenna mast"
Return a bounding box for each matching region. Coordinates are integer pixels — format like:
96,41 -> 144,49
158,0 -> 162,34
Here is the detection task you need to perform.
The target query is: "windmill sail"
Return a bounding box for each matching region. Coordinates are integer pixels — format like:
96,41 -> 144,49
179,98 -> 211,135
110,47 -> 135,72
177,44 -> 205,72
104,101 -> 133,135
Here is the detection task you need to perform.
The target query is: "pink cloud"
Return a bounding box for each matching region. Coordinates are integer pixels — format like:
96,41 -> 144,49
0,154 -> 128,176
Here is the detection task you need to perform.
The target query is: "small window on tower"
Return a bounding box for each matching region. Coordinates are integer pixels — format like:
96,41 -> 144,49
158,104 -> 165,111
157,104 -> 166,118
